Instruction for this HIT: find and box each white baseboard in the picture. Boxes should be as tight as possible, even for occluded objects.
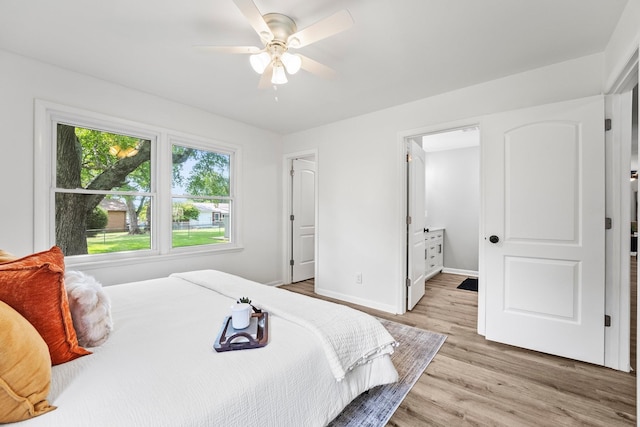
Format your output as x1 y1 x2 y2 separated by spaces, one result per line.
315 287 399 314
442 267 478 277
264 280 282 287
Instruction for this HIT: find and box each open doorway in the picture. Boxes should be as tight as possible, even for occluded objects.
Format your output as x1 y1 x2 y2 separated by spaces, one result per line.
402 123 480 312
421 126 480 278
283 151 317 284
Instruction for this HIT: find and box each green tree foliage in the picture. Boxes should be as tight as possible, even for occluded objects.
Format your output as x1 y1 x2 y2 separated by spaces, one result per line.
186 152 229 196
172 146 229 196
85 207 108 237
172 203 200 222
75 128 146 189
86 207 108 230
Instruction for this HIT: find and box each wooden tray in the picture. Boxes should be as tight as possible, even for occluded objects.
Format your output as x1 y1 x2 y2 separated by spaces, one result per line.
213 312 268 352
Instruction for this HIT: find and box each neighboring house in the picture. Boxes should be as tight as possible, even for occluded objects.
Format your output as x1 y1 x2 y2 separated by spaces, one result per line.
190 202 229 227
98 198 127 232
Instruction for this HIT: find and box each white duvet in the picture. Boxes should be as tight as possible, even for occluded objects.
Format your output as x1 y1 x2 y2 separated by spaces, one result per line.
16 271 398 427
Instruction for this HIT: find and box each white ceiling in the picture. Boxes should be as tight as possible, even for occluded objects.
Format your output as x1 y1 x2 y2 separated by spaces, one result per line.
0 0 629 134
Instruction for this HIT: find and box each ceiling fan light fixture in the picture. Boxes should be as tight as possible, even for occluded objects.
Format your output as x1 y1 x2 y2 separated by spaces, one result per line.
281 52 302 75
205 2 354 87
271 62 288 84
287 36 301 48
249 51 271 74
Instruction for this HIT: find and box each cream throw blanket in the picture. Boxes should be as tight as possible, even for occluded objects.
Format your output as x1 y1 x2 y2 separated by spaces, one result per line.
171 270 398 381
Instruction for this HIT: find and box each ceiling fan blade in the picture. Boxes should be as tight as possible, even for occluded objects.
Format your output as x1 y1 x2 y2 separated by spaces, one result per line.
233 0 273 43
299 54 336 79
193 45 262 54
258 63 274 89
287 10 353 49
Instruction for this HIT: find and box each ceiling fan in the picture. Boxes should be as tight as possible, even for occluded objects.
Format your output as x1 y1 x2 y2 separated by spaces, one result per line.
198 0 354 87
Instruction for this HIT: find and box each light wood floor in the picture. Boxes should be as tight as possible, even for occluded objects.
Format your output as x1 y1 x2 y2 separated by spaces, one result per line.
631 255 637 371
281 273 636 426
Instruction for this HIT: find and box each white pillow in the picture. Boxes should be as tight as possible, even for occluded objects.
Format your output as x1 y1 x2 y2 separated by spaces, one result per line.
64 270 113 347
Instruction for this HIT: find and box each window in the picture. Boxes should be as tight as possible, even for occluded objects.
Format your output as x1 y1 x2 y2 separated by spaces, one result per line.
55 124 153 256
171 143 233 248
35 101 241 263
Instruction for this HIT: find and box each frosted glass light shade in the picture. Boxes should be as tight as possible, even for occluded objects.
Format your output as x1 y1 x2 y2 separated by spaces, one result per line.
249 52 271 74
281 52 302 75
271 63 288 84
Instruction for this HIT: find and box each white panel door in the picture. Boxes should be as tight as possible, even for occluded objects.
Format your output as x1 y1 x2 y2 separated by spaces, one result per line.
483 96 605 365
292 158 316 282
407 141 426 310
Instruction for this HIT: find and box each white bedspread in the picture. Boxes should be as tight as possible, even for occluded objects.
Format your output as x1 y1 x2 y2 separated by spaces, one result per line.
15 272 398 427
172 270 398 381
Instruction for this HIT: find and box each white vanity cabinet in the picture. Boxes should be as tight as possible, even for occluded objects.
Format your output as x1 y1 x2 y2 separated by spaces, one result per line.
425 228 444 279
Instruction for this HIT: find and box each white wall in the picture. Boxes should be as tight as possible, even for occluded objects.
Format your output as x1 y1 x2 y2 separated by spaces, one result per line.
605 0 640 91
0 49 283 286
282 53 604 313
425 146 479 273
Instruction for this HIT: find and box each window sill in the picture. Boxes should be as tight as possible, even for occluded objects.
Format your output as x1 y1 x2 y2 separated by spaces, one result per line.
64 245 244 270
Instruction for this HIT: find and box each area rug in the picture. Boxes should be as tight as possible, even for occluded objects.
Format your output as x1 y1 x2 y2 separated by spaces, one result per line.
328 319 446 427
457 277 478 292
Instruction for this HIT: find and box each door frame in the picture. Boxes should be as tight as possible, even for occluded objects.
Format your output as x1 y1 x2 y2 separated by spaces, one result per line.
282 149 318 285
605 48 638 371
398 118 482 314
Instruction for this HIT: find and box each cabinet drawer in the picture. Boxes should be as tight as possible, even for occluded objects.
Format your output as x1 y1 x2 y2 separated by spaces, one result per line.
433 252 443 266
426 261 439 271
426 232 443 241
424 229 444 277
427 242 443 256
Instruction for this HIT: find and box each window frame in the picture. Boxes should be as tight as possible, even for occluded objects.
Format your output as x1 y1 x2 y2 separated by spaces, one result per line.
34 100 243 268
167 134 238 253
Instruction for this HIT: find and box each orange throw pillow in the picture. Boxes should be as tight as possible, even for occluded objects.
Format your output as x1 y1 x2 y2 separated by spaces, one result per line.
0 300 57 422
0 246 90 365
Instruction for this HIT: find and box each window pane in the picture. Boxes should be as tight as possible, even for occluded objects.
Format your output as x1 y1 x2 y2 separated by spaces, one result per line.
55 123 152 256
172 198 231 248
172 145 230 196
56 124 151 190
55 194 152 255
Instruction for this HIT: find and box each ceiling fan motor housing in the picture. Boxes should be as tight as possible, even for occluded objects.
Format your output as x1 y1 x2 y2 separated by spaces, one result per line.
263 13 298 46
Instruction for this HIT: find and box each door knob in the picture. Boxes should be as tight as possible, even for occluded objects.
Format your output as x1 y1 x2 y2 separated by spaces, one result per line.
489 235 500 244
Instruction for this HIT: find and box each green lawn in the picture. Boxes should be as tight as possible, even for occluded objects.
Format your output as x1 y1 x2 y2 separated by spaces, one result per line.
87 228 228 254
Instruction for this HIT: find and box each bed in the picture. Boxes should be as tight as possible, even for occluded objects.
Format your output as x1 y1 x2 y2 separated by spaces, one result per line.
11 268 399 427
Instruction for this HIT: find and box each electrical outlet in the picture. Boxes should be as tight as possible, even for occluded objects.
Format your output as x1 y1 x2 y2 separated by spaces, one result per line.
355 272 362 284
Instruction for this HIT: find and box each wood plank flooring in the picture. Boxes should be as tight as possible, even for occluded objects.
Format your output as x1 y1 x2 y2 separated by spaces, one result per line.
281 273 636 426
631 255 637 371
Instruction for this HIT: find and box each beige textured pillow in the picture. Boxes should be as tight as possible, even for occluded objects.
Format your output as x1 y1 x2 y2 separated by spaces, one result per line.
65 270 113 347
0 300 57 422
0 249 17 263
